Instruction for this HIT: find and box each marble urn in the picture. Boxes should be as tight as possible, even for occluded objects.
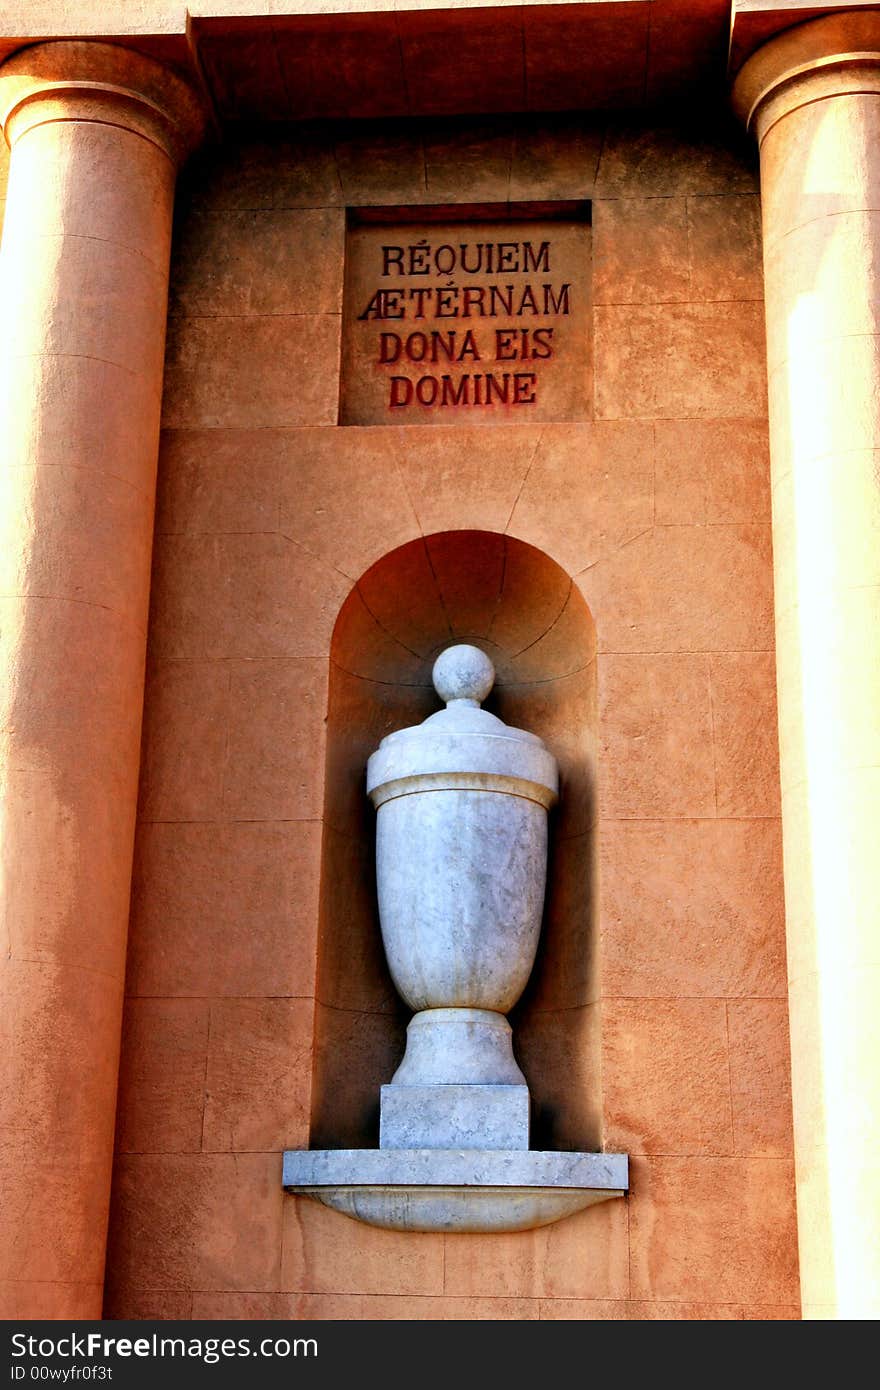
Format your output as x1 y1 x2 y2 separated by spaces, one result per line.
367 643 557 1149
283 644 628 1232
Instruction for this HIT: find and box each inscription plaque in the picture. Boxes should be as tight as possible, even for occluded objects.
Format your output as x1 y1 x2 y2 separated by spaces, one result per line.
341 207 591 425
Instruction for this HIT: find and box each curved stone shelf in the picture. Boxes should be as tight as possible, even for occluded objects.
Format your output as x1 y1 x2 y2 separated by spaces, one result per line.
283 1149 628 1234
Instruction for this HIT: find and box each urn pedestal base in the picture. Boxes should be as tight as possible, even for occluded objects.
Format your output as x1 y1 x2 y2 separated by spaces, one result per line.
390 1008 527 1087
379 1006 530 1150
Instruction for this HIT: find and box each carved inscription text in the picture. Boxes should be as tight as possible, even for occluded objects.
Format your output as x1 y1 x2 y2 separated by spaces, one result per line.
341 215 590 426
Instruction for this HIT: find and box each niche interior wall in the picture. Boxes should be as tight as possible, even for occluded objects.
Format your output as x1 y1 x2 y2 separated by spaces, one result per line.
105 110 799 1320
311 530 599 1155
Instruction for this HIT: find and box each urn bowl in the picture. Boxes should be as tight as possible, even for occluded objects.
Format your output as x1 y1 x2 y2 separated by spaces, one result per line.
366 645 558 1014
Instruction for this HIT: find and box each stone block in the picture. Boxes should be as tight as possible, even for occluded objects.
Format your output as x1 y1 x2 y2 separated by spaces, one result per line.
127 821 320 999
106 1153 284 1297
727 999 794 1158
162 314 340 429
602 999 734 1157
597 654 716 819
592 196 690 306
137 658 229 823
687 193 763 302
581 524 774 656
594 302 767 419
599 818 787 1000
115 998 209 1155
628 1154 799 1305
202 998 314 1154
379 1084 530 1151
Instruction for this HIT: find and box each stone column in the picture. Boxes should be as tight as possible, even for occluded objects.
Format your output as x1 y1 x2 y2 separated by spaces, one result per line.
733 13 880 1320
0 42 203 1319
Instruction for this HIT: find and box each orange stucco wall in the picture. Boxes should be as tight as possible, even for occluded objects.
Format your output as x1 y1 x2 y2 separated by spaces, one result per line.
105 109 800 1320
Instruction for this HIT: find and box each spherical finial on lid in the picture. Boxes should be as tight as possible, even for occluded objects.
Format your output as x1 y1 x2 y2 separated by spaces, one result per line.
432 644 495 705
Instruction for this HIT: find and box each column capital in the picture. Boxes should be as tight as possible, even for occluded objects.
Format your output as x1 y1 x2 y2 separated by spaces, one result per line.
0 39 206 166
732 11 880 144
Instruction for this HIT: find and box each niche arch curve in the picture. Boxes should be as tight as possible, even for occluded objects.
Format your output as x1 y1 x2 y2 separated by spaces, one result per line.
310 529 602 1152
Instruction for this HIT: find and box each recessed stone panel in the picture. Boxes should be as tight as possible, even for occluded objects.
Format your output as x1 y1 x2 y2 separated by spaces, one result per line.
341 206 591 425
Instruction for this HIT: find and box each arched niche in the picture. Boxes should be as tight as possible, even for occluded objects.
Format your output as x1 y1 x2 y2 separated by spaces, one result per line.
310 529 601 1152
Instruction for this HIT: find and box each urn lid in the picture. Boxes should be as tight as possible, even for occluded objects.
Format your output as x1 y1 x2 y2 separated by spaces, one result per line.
367 645 559 810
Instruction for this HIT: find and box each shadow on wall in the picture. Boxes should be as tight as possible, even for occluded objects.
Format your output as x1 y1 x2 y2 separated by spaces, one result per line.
310 529 601 1152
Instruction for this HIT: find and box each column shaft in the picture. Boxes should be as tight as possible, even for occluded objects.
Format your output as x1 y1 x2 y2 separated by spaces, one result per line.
734 14 880 1320
0 43 202 1319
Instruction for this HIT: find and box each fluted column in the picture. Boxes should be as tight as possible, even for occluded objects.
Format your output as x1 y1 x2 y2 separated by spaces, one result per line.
733 12 880 1320
0 42 203 1319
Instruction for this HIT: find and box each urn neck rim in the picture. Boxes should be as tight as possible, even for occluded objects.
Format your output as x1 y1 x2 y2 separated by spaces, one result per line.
369 771 557 810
